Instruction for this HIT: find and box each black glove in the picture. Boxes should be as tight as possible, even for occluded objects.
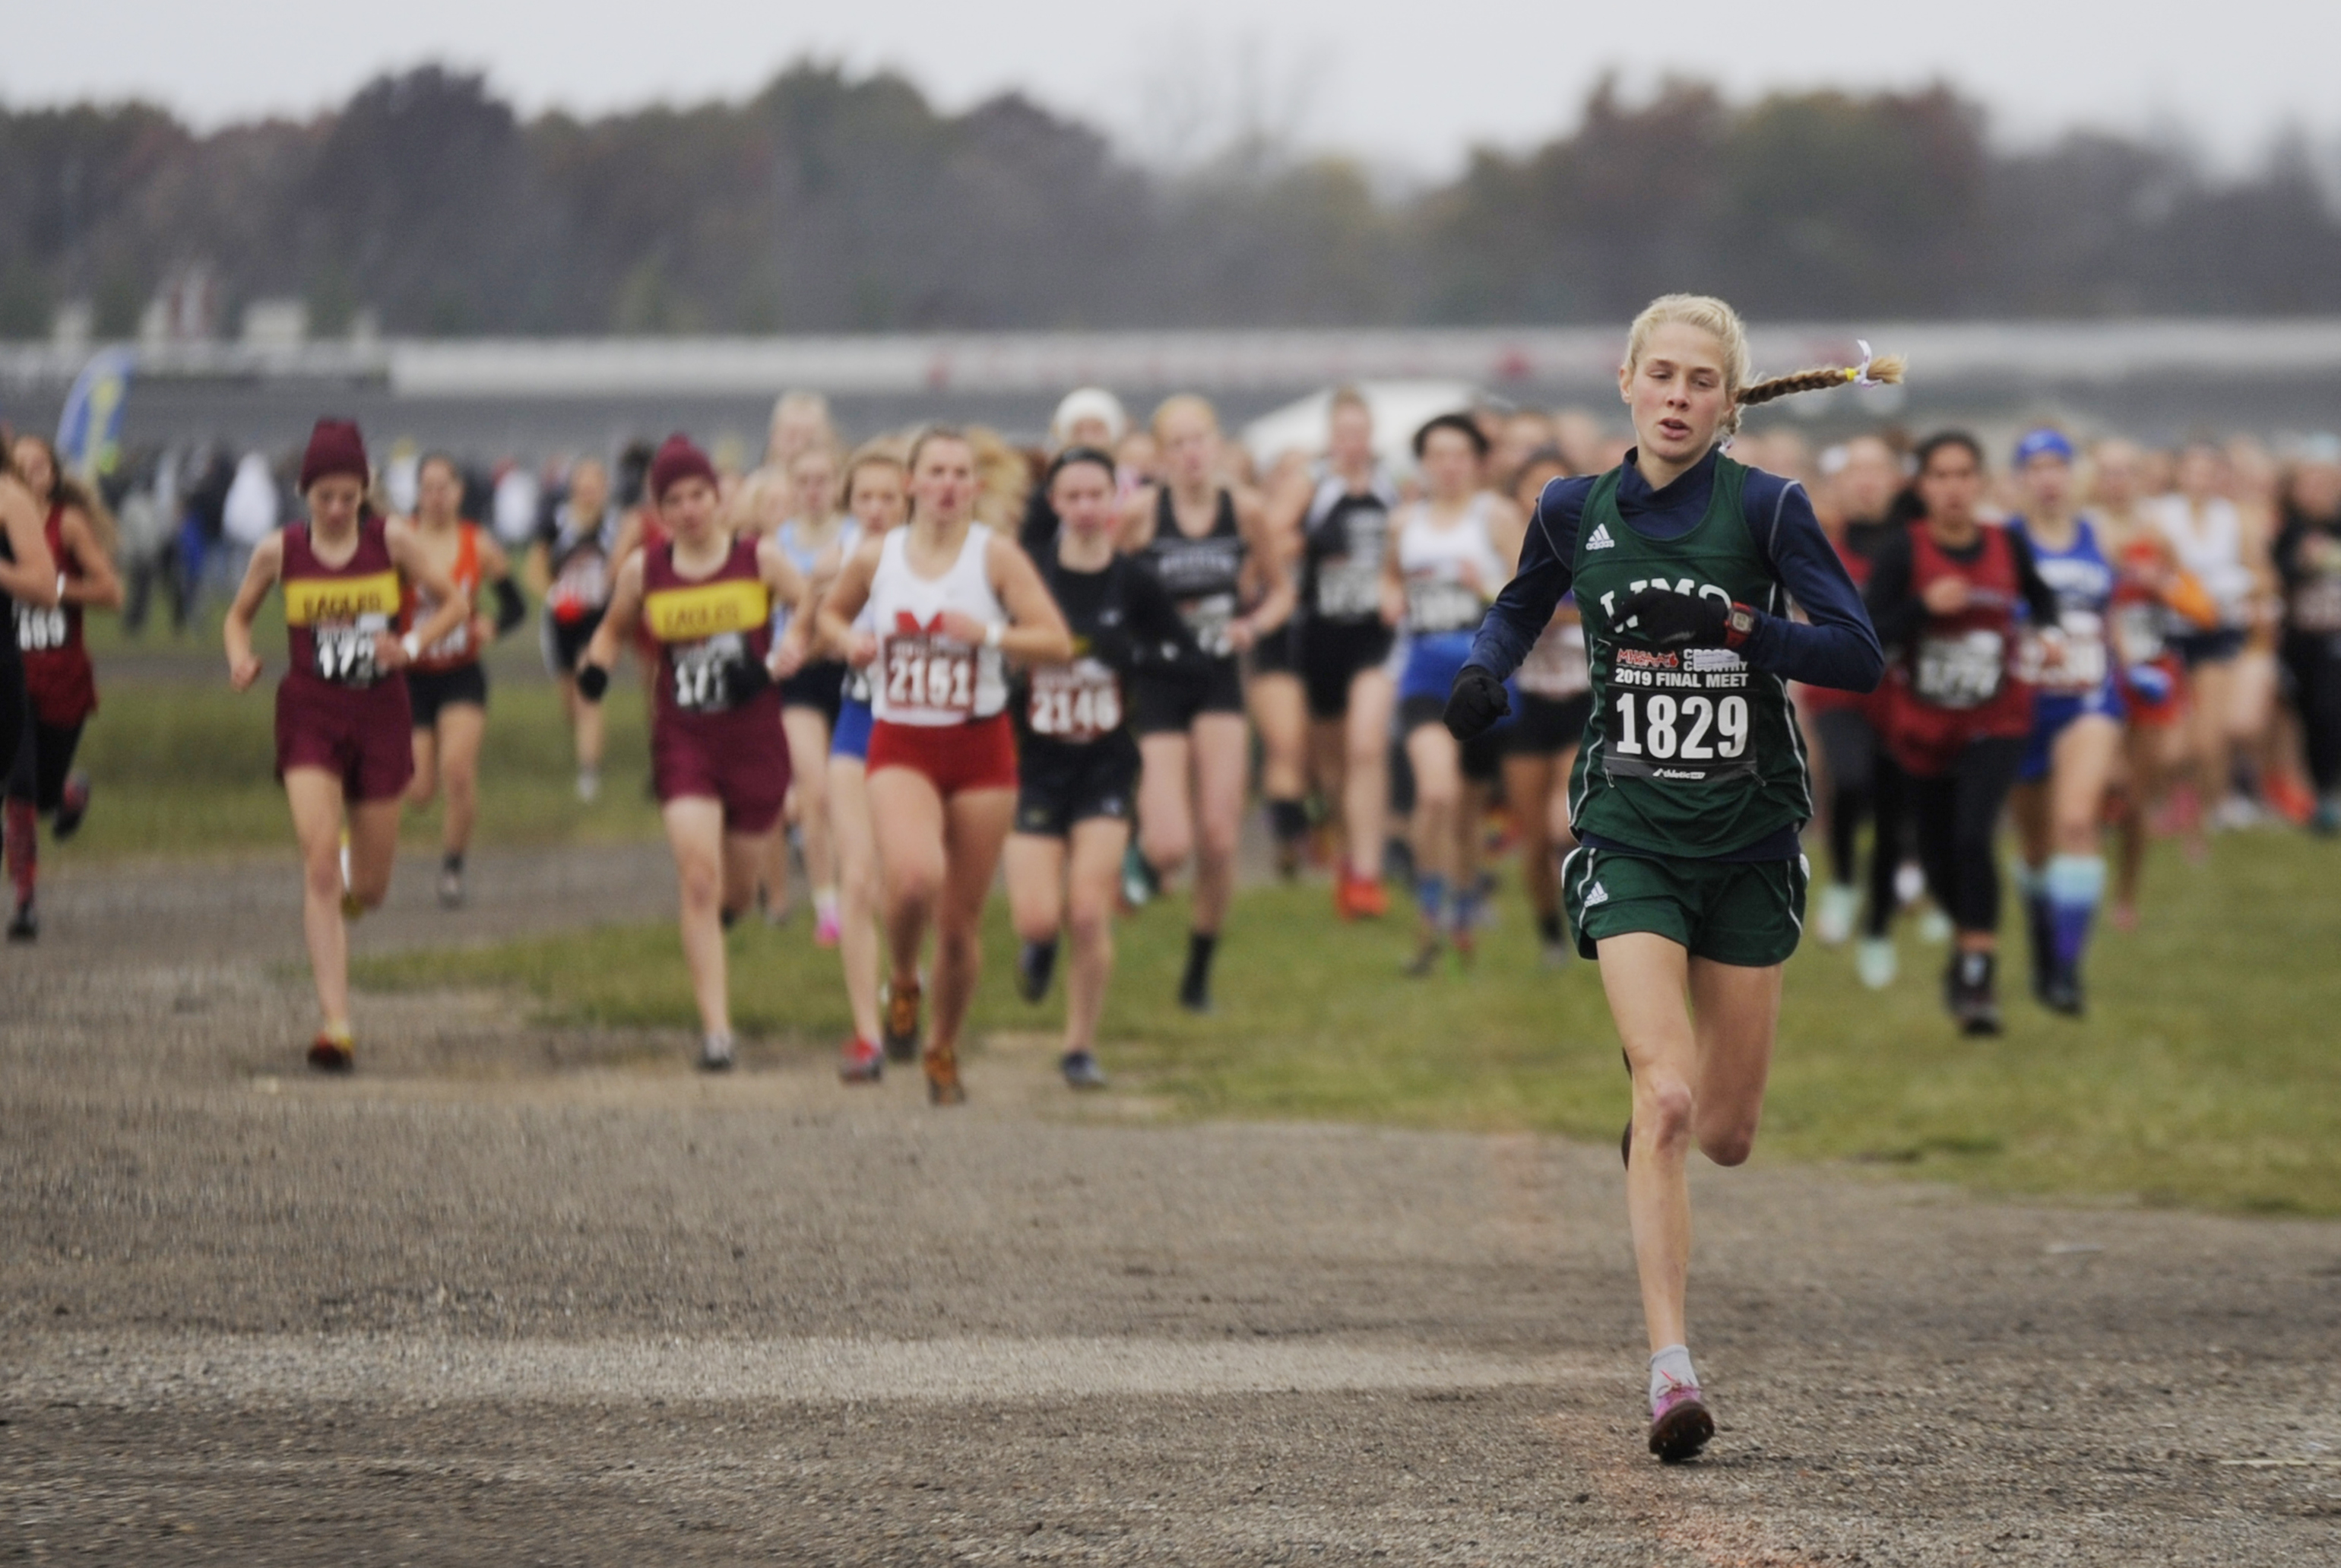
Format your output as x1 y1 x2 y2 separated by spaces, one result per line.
1444 665 1511 741
723 657 776 706
1617 588 1733 651
1082 621 1135 671
490 576 527 636
577 662 610 702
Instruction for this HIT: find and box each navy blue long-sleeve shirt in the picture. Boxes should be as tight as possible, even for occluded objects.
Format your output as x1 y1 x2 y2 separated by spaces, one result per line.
1467 448 1884 693
1465 447 1884 863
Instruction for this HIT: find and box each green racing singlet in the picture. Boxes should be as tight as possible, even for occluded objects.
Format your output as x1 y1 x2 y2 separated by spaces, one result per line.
1565 455 1812 858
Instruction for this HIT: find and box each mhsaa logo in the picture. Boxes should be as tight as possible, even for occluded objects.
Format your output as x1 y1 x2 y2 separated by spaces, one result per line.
1617 648 1680 670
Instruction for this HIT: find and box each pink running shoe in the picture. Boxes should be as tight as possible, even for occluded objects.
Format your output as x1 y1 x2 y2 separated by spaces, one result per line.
815 911 843 949
1648 1377 1714 1462
837 1035 882 1084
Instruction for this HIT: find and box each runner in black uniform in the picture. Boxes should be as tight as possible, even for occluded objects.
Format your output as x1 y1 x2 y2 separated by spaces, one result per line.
2274 437 2341 833
1295 388 1403 918
1121 394 1292 1011
530 457 616 802
1019 388 1129 561
1010 448 1207 1083
1449 295 1892 1463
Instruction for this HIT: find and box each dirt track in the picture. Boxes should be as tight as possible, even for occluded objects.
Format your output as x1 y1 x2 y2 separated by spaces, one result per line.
4 849 2339 1563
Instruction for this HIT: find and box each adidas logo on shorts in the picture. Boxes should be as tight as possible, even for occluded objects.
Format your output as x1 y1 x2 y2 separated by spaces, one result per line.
1585 523 1616 550
1582 881 1610 907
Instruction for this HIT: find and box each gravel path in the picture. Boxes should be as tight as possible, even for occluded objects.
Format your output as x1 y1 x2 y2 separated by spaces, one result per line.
4 851 2338 1563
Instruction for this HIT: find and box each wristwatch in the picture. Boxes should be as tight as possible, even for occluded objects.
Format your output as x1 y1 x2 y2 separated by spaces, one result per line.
1724 604 1758 648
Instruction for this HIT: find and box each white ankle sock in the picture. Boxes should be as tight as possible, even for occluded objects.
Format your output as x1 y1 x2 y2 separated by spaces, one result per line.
1648 1344 1698 1408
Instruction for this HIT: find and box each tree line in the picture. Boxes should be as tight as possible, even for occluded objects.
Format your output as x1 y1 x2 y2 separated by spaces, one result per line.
3 62 2338 340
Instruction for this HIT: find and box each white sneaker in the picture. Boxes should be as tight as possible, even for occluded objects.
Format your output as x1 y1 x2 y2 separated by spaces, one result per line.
576 769 600 803
1917 908 1953 945
1857 937 1898 990
1894 862 1926 908
1815 883 1858 946
698 1032 737 1072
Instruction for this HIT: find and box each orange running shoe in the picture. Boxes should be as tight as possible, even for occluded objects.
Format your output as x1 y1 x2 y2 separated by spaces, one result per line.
2266 771 2315 827
881 980 922 1063
1349 875 1389 919
923 1040 966 1105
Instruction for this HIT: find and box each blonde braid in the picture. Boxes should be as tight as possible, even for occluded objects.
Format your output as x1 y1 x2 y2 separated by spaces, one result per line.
1736 354 1906 415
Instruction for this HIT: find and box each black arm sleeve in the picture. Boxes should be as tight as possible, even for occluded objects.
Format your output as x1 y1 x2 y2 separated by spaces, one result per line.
491 576 527 635
1862 528 1922 649
2006 530 2062 625
2274 517 2311 596
1119 559 1210 676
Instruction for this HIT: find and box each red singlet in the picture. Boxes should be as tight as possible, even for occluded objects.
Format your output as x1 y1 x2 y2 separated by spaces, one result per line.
1883 521 2034 777
17 504 97 727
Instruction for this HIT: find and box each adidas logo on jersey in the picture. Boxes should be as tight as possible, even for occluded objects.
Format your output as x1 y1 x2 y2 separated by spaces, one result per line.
1585 523 1616 550
1582 881 1610 907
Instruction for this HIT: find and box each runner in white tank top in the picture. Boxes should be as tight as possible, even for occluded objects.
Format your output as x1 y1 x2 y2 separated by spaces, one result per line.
814 429 1072 1104
866 523 1012 724
2145 441 2273 851
1386 413 1526 974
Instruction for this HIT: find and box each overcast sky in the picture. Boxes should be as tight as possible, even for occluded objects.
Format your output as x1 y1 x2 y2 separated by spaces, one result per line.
7 0 2333 177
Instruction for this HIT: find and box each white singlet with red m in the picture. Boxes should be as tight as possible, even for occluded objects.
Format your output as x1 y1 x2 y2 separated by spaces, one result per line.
868 523 1009 726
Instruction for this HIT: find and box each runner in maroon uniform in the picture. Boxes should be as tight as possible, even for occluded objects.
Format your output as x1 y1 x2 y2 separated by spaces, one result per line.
576 435 810 1071
0 448 59 823
5 436 122 941
223 419 470 1071
1865 433 2061 1033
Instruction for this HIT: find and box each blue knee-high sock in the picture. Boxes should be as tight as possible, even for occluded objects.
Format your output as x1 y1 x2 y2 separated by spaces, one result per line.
1416 873 1447 927
1451 882 1482 936
2044 854 2106 971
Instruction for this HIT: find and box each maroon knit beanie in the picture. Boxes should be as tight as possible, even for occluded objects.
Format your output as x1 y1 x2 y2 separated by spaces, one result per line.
299 418 369 492
649 433 718 503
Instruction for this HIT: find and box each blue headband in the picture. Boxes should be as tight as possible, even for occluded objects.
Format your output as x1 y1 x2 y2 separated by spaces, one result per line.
2013 428 2074 467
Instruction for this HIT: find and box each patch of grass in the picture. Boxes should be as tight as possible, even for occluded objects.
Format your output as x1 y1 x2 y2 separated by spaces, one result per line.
62 676 663 860
355 832 2341 1215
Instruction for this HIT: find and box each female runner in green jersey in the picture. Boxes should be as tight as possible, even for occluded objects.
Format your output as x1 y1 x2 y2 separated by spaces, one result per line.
1449 294 1896 1462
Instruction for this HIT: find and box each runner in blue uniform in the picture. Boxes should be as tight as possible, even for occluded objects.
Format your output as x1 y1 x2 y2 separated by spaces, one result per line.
2007 429 2124 1015
1387 413 1526 973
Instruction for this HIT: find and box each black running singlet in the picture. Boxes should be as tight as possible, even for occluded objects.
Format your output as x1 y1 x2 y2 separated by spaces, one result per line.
1141 488 1247 659
1302 470 1399 628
